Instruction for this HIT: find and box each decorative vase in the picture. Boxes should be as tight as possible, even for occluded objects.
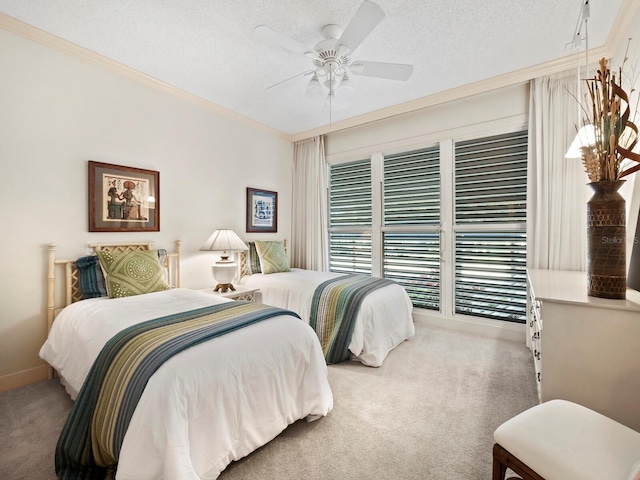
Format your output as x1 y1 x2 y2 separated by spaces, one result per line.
587 180 626 299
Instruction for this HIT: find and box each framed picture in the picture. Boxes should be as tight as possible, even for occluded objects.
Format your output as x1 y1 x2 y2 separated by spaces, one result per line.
88 161 159 232
246 187 278 233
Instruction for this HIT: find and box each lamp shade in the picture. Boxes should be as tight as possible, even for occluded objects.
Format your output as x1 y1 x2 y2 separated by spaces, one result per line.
199 229 248 254
565 124 596 159
200 229 247 293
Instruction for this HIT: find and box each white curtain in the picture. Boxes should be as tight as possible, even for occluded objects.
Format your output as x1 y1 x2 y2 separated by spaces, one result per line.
527 72 588 271
291 136 328 271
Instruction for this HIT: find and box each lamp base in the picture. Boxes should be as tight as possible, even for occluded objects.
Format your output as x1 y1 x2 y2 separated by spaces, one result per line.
213 283 235 293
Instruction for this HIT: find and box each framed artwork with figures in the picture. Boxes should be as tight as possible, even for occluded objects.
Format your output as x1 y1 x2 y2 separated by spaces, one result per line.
88 161 160 232
246 187 277 233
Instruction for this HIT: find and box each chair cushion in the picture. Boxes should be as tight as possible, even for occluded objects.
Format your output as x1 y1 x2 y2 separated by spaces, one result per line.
494 399 640 480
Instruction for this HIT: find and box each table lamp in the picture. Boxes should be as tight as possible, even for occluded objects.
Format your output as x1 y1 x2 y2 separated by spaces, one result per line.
199 229 248 292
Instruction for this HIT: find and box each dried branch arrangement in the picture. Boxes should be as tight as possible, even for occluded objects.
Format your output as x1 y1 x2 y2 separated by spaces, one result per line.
582 55 640 182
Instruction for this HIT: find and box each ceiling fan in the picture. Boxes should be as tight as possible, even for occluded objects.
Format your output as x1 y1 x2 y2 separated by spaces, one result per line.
254 0 413 103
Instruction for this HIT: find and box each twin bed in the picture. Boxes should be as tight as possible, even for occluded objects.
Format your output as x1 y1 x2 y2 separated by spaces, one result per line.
41 241 332 479
238 240 415 367
41 240 414 479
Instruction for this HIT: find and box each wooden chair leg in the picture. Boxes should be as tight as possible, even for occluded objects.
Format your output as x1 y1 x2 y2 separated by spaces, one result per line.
493 444 508 480
492 443 545 480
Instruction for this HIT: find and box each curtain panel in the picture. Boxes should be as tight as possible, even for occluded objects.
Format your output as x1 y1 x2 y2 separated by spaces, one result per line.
291 136 328 271
527 71 588 272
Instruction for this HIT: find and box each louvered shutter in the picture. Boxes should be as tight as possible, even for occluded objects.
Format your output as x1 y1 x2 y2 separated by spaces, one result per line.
382 147 440 309
329 159 372 274
454 131 528 323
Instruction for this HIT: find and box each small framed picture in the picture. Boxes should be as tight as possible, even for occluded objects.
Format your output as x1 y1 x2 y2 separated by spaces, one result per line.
246 187 277 233
88 161 160 232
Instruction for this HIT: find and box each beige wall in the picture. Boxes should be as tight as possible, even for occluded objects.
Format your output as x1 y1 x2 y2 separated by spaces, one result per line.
0 28 293 390
325 82 528 161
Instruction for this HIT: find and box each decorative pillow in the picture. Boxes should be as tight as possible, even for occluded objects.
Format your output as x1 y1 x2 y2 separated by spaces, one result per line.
254 240 290 274
75 255 108 299
242 242 262 276
96 249 171 298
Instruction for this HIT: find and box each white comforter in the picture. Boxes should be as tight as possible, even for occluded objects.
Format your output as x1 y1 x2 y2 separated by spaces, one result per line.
39 288 333 480
240 269 415 367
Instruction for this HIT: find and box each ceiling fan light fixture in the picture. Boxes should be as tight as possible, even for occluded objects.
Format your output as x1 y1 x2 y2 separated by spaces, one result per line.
304 73 323 98
254 1 414 109
338 74 355 92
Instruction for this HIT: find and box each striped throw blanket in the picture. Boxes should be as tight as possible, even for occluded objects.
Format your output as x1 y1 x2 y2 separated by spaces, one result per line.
310 274 395 364
55 301 299 480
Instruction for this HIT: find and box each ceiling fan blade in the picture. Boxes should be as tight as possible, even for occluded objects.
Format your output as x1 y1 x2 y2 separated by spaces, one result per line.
266 70 314 90
350 61 413 81
337 1 385 53
254 25 312 55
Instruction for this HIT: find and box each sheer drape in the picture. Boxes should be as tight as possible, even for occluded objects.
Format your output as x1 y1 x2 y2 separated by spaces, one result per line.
291 136 328 271
527 72 588 271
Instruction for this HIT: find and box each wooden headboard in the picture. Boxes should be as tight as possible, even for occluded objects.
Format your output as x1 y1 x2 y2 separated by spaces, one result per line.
46 241 182 333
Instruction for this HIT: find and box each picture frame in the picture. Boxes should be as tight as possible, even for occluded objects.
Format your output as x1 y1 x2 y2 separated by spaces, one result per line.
88 161 160 232
246 187 278 233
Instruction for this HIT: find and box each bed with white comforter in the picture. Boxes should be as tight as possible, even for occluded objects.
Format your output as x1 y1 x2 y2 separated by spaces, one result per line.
240 268 415 367
40 288 333 480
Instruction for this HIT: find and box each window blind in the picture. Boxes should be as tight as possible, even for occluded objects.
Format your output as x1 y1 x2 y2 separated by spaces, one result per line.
330 159 372 227
455 131 527 224
382 146 440 309
329 232 372 275
454 130 528 323
454 232 527 322
384 147 440 225
383 233 440 310
329 159 373 274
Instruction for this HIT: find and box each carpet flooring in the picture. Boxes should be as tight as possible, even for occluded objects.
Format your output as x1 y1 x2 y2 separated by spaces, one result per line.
0 323 536 479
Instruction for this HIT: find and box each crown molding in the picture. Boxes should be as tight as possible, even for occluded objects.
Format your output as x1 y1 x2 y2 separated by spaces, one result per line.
604 0 639 53
2 0 638 146
0 13 293 142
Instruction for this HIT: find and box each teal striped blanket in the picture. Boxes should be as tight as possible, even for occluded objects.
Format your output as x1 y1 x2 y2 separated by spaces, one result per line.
55 301 299 480
309 274 395 364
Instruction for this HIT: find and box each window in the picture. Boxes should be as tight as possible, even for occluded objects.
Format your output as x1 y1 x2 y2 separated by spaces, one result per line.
328 129 528 324
383 147 440 310
329 159 372 275
454 131 528 322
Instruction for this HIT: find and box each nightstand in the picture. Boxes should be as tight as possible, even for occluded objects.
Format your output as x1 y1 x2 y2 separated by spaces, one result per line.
199 285 260 302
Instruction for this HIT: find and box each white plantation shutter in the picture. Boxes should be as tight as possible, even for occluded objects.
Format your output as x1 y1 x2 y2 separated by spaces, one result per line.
383 147 440 310
383 232 440 309
455 131 528 224
326 128 528 323
329 159 372 274
454 131 528 323
384 147 440 225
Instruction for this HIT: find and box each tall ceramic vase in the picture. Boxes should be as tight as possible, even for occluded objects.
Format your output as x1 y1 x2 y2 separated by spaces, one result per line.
587 180 626 299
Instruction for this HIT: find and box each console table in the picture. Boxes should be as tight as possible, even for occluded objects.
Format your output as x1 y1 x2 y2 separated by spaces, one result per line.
527 269 640 432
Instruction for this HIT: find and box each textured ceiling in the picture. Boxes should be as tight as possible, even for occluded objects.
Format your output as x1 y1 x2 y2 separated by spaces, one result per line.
0 0 629 137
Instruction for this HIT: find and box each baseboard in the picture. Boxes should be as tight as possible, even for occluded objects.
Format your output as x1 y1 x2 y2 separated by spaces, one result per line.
0 365 49 393
413 308 526 343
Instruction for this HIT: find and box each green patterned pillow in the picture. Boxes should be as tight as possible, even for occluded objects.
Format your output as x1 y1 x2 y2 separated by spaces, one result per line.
254 240 290 274
96 249 171 298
